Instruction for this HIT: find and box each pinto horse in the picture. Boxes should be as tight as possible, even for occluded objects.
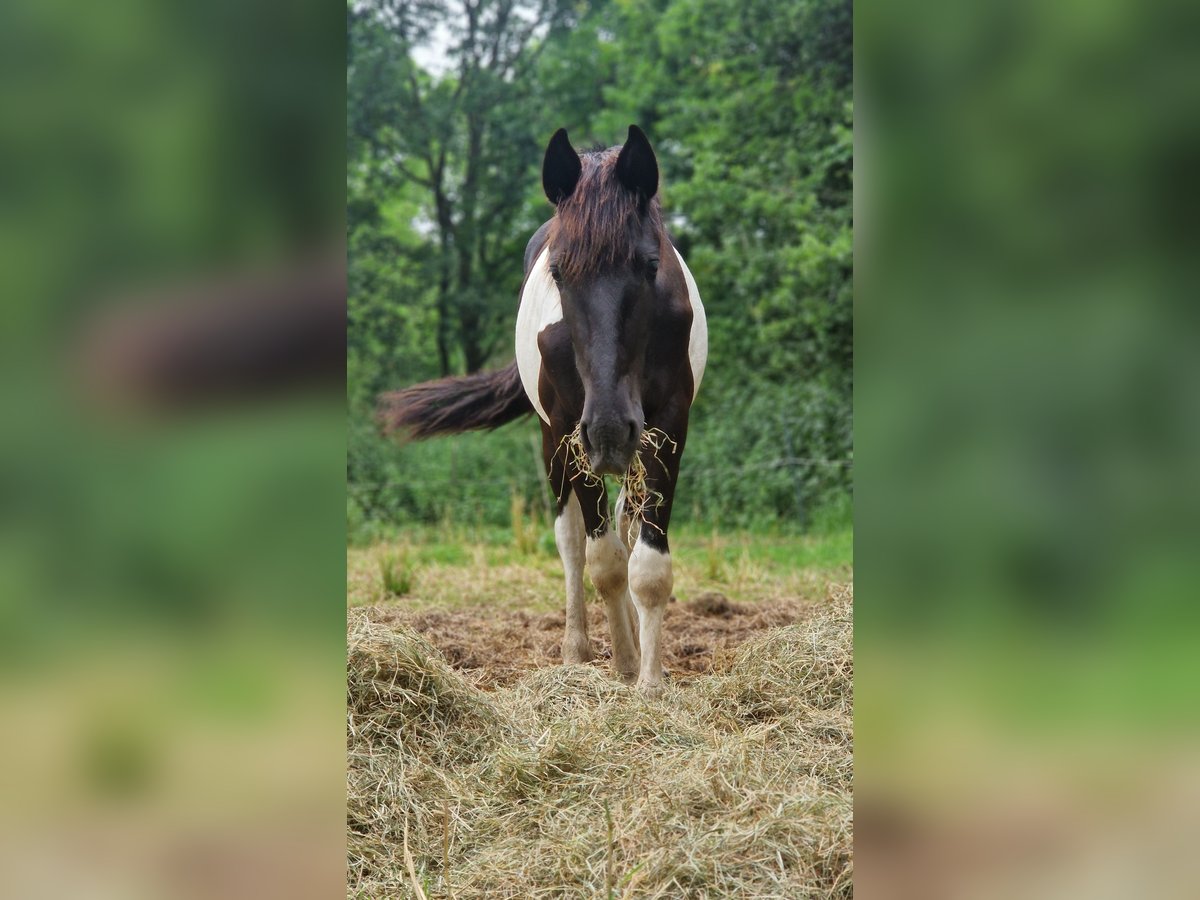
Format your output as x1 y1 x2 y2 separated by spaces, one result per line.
379 125 706 696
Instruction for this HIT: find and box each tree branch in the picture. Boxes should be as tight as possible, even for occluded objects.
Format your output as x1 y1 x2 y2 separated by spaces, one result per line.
392 157 433 188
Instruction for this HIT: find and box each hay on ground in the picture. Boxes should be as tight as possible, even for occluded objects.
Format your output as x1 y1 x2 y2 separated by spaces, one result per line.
364 594 811 689
347 586 853 898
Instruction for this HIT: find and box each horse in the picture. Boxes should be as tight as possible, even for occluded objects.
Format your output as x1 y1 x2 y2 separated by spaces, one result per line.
379 125 707 696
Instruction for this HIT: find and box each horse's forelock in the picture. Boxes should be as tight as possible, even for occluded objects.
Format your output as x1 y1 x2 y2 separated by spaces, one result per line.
550 149 662 281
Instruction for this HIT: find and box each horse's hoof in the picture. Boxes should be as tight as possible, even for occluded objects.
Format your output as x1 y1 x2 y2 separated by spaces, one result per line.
561 642 592 665
615 670 638 686
636 678 665 699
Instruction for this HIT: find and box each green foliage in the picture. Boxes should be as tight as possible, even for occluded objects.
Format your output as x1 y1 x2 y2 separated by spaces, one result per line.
348 412 551 538
348 0 852 535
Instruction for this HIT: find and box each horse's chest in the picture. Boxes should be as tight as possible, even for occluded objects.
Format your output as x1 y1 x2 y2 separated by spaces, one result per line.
515 247 707 424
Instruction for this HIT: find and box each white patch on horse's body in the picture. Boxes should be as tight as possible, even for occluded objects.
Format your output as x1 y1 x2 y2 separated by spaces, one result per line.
627 541 673 695
516 245 708 422
585 530 640 681
671 245 707 398
555 493 590 664
515 247 560 424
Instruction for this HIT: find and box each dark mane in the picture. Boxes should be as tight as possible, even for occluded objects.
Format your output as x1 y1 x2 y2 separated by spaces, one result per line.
549 148 663 281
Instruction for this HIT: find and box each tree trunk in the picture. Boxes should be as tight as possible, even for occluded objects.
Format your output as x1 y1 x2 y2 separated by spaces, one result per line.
433 180 454 376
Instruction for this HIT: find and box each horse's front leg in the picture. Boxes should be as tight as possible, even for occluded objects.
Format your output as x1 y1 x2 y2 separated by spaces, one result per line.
575 479 641 685
545 420 639 679
627 422 686 697
543 422 591 665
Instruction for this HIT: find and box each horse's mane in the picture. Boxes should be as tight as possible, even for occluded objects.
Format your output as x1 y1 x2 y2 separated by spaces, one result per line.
549 148 663 281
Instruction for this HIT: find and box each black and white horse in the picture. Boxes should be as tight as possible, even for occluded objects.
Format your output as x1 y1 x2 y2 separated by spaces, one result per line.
380 126 706 696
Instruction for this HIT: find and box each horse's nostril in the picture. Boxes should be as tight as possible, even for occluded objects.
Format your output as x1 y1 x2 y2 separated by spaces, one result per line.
627 421 637 443
579 422 590 448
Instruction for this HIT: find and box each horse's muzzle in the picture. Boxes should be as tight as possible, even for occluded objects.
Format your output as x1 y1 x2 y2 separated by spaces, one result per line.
580 418 640 476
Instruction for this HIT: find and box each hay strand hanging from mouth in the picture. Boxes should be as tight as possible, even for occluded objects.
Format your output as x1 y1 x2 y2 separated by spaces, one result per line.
557 424 676 539
558 422 602 489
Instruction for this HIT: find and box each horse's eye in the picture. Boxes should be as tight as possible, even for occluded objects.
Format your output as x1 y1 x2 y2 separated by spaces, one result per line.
646 258 660 279
548 263 562 283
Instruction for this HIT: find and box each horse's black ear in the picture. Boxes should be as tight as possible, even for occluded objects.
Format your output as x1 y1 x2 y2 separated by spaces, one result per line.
542 128 582 205
615 124 658 203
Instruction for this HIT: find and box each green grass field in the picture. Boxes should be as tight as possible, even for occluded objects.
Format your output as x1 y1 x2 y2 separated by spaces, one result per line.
347 522 852 614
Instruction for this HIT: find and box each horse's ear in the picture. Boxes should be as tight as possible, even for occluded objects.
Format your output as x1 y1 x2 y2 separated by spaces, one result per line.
542 128 582 205
615 124 658 204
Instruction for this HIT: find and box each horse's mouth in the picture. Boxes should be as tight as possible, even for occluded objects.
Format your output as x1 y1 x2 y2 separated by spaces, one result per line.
588 449 634 477
579 417 641 477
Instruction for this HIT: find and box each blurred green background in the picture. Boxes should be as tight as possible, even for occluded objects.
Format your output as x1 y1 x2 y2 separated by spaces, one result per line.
856 0 1200 895
858 0 1200 724
0 1 344 897
347 0 853 540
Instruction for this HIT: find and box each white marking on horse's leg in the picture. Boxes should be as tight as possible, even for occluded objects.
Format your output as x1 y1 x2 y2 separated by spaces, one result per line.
555 493 590 664
614 488 637 550
613 489 641 652
624 589 641 655
585 530 640 683
628 540 673 697
614 488 627 547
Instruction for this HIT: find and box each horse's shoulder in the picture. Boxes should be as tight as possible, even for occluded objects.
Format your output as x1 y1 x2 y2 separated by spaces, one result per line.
654 254 694 322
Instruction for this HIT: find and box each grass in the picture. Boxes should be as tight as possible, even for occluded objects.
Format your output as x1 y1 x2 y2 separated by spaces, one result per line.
348 523 851 613
378 551 414 598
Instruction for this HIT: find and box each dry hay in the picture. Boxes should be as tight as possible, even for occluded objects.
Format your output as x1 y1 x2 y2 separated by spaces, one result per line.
347 585 853 898
559 424 676 544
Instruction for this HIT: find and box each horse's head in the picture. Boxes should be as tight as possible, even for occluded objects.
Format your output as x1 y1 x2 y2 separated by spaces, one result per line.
541 125 663 476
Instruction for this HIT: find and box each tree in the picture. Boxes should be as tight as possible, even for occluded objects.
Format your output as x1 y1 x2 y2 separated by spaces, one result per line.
347 0 854 531
348 0 582 375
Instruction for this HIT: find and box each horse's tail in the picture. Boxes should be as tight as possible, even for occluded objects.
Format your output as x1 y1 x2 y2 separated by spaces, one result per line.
377 359 534 439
